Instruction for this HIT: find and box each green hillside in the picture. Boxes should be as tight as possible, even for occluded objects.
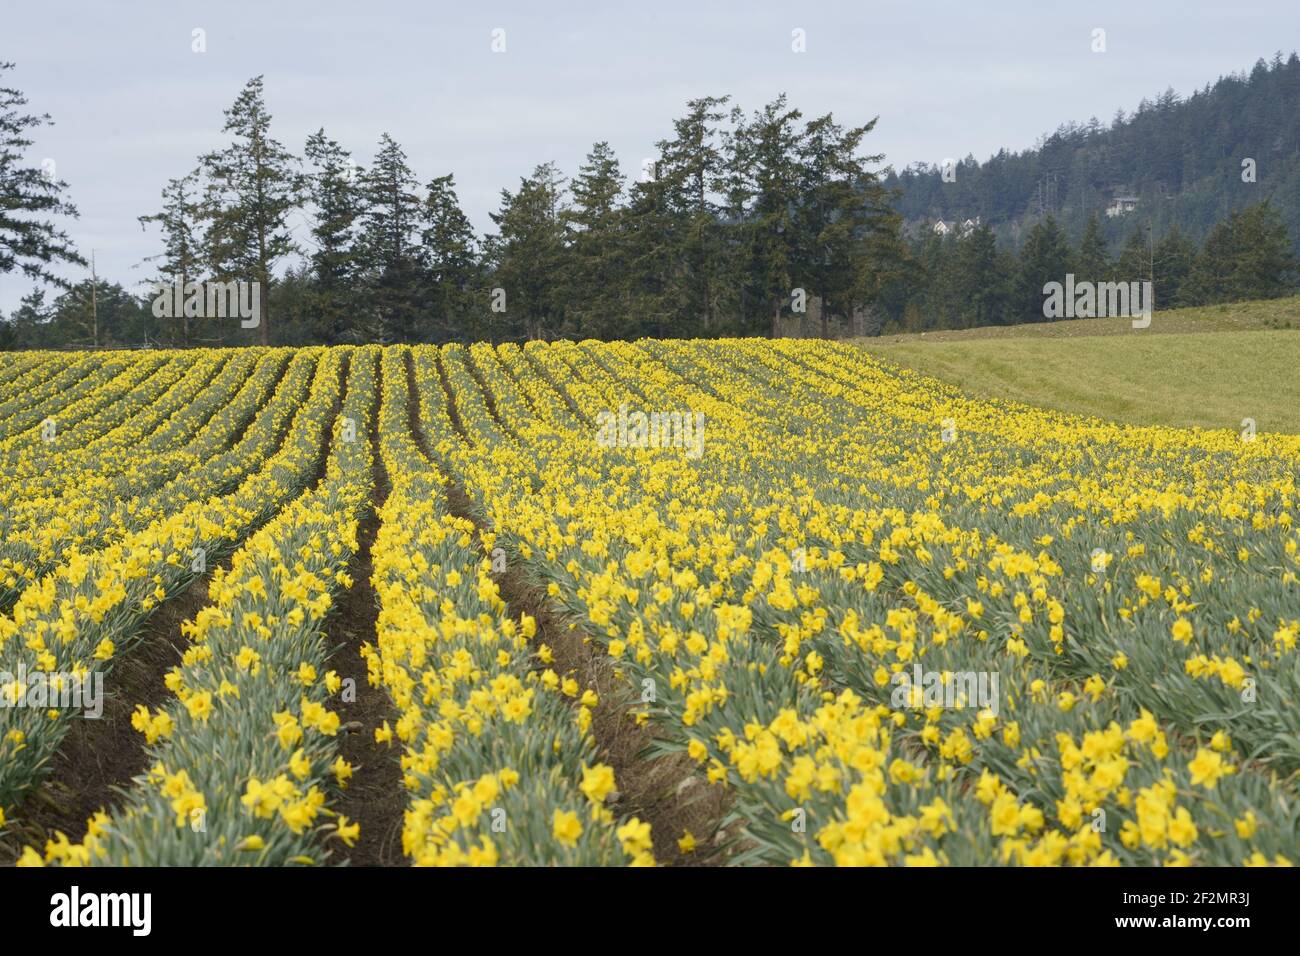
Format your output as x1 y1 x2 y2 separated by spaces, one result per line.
860 295 1300 433
886 53 1300 251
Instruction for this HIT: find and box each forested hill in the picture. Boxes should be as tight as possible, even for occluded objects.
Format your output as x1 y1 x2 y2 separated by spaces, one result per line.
884 53 1300 249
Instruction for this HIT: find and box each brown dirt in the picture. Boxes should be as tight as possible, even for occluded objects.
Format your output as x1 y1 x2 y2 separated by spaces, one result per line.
329 371 405 867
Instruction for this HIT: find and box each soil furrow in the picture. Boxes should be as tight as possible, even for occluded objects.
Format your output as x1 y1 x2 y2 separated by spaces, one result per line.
331 356 404 867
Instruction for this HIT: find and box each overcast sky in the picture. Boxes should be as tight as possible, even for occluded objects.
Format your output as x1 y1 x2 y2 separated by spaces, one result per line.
3 0 1296 313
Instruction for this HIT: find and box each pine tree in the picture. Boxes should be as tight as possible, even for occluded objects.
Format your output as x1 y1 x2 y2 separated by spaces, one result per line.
563 143 626 339
421 173 480 342
621 171 675 338
726 95 804 337
266 262 319 346
795 112 891 336
657 97 733 332
1014 216 1072 321
925 233 966 328
1186 215 1239 305
856 218 916 334
1075 214 1110 284
138 170 204 345
1114 226 1152 286
1229 201 1296 299
1153 225 1196 307
853 207 911 334
304 129 364 343
1185 202 1296 305
44 281 150 348
0 62 85 283
485 162 567 341
883 55 1300 252
200 76 301 345
1 288 49 348
357 134 426 343
958 224 1011 327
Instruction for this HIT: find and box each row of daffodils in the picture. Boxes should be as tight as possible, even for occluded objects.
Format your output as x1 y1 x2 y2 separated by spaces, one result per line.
363 347 651 865
0 350 290 607
21 348 379 865
0 349 334 816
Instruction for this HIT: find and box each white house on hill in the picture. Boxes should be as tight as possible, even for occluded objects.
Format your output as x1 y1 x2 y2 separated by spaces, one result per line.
1105 196 1139 218
932 217 979 238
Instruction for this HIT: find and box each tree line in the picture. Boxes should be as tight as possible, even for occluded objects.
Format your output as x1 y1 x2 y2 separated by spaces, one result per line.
3 72 907 348
1 66 1296 350
894 203 1297 331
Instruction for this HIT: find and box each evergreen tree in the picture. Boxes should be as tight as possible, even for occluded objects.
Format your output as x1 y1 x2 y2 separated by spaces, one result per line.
1153 225 1196 307
138 170 204 345
1075 214 1110 283
304 129 364 343
795 113 891 336
0 62 85 283
726 95 804 337
2 283 152 349
48 281 151 347
563 143 627 339
1 288 49 348
857 219 917 334
200 76 301 345
1114 226 1152 286
926 233 966 328
1228 201 1296 299
8 72 1300 350
357 134 425 343
1187 201 1296 304
657 96 733 333
621 169 676 339
485 162 567 341
266 262 320 345
421 173 480 342
885 54 1300 252
958 224 1011 327
1014 216 1072 321
1185 216 1239 305
853 206 912 334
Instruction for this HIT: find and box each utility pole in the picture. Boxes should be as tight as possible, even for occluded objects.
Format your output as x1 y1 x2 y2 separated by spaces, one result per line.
90 250 99 348
1149 220 1156 286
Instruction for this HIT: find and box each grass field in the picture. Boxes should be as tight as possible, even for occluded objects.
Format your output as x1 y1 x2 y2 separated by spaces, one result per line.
860 295 1300 433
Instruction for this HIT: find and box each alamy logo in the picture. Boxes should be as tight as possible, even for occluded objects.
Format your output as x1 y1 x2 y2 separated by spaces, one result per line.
50 886 151 936
1042 274 1152 328
596 404 705 459
151 279 261 329
890 664 1000 717
1 663 103 719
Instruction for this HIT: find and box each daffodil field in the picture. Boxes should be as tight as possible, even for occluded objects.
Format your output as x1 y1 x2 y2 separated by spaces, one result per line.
0 341 1297 867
